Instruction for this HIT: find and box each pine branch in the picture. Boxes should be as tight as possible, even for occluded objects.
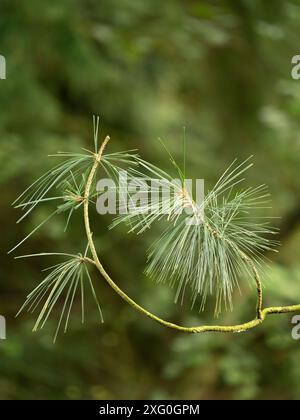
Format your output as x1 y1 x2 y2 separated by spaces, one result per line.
11 121 300 339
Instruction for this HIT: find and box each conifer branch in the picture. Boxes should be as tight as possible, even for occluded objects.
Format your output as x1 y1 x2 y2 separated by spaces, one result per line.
83 136 300 334
13 128 300 339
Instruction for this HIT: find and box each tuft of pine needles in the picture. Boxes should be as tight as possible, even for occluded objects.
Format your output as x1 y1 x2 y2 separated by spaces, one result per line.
110 148 279 316
16 251 103 342
9 145 140 254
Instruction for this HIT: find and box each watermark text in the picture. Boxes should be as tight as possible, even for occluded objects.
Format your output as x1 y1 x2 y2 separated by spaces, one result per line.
96 171 205 225
0 55 6 80
0 315 6 340
292 315 300 340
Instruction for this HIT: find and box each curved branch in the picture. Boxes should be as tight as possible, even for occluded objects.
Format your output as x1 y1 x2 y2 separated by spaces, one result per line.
83 137 300 334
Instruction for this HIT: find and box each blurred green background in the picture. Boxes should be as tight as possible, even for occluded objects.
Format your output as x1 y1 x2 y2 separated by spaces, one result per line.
1 0 300 400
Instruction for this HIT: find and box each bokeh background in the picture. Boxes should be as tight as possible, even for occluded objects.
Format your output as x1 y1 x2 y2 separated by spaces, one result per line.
1 0 300 400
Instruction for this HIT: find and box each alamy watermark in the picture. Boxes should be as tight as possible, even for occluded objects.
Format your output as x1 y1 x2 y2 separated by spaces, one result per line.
0 315 6 340
96 171 205 225
291 315 300 340
291 55 300 80
0 55 6 80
